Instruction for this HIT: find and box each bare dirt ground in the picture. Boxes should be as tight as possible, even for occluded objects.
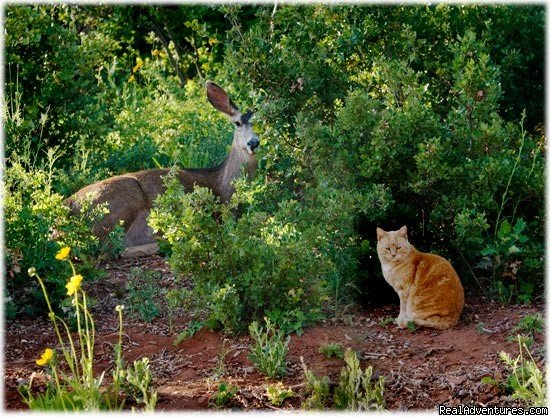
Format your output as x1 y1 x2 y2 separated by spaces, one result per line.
4 254 546 411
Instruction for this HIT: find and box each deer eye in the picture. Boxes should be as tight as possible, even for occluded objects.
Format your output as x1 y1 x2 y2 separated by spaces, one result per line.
235 121 242 127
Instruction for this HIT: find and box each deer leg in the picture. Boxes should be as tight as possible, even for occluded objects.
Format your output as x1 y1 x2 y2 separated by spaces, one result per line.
124 210 156 247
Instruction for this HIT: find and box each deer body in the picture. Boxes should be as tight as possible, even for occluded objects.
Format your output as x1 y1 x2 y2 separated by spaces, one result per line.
64 82 259 253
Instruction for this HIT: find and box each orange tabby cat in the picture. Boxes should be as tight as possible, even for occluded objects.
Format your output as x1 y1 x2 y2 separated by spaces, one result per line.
376 226 464 330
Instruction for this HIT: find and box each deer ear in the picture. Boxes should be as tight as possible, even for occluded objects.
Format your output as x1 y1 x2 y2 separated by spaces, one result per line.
206 81 239 117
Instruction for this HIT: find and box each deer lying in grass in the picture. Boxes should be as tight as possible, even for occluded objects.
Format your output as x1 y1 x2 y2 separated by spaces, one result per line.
64 81 259 257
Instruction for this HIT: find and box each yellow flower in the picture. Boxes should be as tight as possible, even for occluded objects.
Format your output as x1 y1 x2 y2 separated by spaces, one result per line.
66 274 83 296
128 74 135 83
36 348 54 366
132 57 143 73
55 246 71 261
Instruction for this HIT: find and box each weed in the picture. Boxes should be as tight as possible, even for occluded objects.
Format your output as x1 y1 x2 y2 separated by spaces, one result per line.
476 322 486 334
406 321 417 332
300 357 331 410
512 314 543 337
174 321 203 346
265 382 294 406
19 248 157 411
379 316 394 328
248 318 289 379
318 342 344 359
500 338 546 406
333 349 385 411
507 334 534 349
211 339 230 380
125 267 163 323
301 350 385 411
209 381 239 409
124 357 158 411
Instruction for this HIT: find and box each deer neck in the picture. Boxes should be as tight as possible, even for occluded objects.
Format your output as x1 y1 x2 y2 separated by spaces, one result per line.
215 141 256 202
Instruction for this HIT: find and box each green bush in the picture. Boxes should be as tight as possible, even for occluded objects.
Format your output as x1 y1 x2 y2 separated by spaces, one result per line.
149 173 335 334
4 4 544 317
221 4 544 303
4 145 120 315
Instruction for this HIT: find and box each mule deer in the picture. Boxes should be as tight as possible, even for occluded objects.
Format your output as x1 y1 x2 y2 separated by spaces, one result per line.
64 81 259 256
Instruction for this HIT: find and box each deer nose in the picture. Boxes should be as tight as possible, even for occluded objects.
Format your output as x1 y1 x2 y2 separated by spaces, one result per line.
248 137 259 151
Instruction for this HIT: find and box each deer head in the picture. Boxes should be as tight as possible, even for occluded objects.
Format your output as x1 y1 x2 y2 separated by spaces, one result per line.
206 81 259 156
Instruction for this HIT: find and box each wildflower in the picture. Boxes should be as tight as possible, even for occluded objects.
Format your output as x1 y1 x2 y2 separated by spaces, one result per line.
132 57 143 73
28 267 36 277
36 348 54 366
115 305 125 312
55 246 71 261
128 74 135 83
66 274 83 296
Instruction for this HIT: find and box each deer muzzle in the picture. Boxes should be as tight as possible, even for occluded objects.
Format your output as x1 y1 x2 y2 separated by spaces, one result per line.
247 137 260 153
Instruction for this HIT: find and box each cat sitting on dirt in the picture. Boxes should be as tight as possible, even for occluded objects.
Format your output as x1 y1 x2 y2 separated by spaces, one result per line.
376 226 464 330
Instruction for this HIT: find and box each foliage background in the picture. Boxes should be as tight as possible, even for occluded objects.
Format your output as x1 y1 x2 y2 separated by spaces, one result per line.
3 4 545 328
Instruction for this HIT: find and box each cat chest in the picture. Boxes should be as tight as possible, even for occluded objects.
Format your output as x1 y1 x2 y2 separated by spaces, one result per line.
381 264 408 289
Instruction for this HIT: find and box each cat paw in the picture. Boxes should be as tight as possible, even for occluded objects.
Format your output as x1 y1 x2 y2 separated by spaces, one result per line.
395 317 408 328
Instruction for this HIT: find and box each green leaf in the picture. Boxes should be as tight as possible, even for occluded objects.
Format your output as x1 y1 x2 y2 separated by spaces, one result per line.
498 220 512 240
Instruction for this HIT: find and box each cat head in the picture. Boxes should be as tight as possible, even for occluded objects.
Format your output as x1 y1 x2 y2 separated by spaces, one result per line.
376 226 412 262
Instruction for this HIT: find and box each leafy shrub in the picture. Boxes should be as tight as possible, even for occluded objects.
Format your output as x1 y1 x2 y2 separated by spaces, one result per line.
149 174 334 335
4 146 120 315
4 4 545 320
222 4 544 305
75 76 233 181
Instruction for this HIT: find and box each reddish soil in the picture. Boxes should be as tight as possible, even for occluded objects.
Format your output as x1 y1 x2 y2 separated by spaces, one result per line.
4 254 546 411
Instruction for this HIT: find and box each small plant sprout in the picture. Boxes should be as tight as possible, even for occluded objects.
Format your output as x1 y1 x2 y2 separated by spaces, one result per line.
210 381 239 409
318 342 344 359
379 316 394 328
265 382 294 406
333 349 385 411
248 318 290 379
300 357 331 411
512 313 543 337
499 338 546 407
406 321 417 332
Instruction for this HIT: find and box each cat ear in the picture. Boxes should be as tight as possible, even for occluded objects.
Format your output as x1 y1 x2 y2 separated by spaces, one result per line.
376 228 386 240
398 225 408 239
